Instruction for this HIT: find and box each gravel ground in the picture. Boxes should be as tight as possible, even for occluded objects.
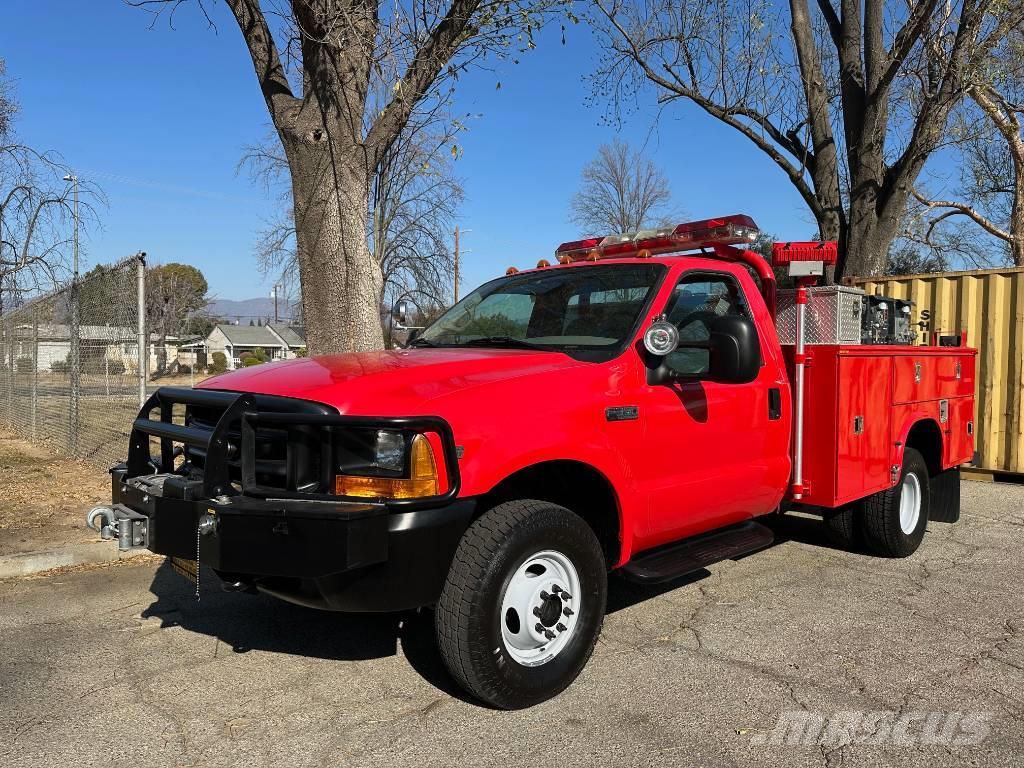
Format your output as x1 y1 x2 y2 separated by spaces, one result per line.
0 481 1021 768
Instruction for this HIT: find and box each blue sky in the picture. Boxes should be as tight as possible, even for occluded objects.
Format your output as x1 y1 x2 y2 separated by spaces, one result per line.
1 1 817 302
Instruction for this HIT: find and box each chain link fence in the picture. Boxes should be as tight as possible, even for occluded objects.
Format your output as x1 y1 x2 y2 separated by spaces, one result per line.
0 254 147 468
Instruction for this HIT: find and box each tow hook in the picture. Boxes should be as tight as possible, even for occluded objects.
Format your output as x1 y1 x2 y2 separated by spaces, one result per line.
86 504 150 551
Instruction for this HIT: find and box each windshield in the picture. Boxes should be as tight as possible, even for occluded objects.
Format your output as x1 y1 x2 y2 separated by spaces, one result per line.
418 264 665 358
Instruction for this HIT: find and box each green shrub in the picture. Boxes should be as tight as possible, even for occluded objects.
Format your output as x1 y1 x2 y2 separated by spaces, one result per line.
242 356 264 367
51 359 69 373
210 351 227 373
16 356 34 373
82 357 126 375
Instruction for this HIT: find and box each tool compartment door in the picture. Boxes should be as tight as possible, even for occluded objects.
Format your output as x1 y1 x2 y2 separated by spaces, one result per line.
836 355 894 503
893 354 973 403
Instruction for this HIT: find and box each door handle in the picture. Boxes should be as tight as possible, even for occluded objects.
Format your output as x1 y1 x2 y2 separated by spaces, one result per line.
768 388 782 420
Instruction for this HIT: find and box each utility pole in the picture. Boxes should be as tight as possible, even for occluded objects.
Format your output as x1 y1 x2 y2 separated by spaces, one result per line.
64 174 79 277
272 284 279 323
453 226 460 303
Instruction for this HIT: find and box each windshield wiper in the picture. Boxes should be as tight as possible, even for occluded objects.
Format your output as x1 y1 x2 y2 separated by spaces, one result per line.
407 337 439 347
460 336 547 350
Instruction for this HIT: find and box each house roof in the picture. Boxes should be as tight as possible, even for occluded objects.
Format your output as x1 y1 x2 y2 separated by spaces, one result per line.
269 324 306 347
214 324 285 347
10 323 136 342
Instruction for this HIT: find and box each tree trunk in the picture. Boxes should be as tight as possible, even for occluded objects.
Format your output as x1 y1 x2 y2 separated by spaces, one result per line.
840 196 905 279
1011 174 1024 266
1010 140 1024 266
284 135 384 355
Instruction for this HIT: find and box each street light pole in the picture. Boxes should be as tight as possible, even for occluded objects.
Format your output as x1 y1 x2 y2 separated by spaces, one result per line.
63 173 80 454
63 174 79 277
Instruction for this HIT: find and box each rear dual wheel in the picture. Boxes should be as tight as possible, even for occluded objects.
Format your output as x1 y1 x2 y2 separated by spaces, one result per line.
862 447 930 557
435 499 607 709
824 447 931 557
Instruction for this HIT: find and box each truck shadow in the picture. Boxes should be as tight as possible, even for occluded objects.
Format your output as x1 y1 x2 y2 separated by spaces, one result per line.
139 514 846 702
141 559 474 701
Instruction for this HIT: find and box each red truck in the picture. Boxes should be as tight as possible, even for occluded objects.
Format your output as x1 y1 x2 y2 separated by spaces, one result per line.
88 215 975 709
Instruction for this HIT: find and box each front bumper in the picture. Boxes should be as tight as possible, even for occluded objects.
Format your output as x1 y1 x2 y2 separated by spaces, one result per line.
110 468 476 611
101 386 473 612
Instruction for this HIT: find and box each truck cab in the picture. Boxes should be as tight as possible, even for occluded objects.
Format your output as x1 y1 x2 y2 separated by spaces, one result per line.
90 215 975 710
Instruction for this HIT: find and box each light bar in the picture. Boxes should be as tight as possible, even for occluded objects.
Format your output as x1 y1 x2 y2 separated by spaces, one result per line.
554 215 760 261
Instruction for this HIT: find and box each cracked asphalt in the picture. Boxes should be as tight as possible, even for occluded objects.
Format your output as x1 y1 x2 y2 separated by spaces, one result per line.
1 481 1022 768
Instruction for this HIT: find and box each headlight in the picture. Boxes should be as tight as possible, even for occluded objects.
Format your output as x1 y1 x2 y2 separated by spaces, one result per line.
371 430 405 474
334 432 440 500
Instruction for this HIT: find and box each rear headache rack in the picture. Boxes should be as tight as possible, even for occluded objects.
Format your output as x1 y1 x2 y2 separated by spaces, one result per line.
126 387 461 506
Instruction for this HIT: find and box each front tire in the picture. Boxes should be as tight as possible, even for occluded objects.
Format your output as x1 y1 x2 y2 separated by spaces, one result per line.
435 499 607 709
862 447 930 557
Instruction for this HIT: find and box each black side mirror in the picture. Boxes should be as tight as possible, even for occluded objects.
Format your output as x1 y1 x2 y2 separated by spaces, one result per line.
706 314 760 384
645 313 760 385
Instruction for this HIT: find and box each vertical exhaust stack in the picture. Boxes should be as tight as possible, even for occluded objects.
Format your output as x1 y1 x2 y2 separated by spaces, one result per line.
771 242 839 500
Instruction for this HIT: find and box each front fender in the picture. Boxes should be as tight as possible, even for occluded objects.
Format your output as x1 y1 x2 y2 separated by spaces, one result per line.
454 420 643 566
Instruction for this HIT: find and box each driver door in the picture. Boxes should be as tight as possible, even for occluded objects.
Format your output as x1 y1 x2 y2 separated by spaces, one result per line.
640 269 785 544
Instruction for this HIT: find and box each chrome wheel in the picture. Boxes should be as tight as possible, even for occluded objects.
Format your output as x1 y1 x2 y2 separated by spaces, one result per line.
899 472 922 534
499 550 581 667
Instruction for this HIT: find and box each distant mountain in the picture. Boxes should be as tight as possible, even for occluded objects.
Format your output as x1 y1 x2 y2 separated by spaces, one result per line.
206 297 299 323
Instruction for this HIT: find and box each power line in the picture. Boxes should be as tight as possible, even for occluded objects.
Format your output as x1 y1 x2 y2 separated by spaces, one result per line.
76 167 264 205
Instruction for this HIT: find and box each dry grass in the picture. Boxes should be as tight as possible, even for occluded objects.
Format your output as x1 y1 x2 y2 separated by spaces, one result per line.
0 429 110 556
148 372 213 388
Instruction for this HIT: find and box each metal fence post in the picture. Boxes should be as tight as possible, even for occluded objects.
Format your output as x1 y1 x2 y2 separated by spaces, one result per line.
137 252 147 407
6 324 14 427
32 307 39 441
4 322 11 426
69 268 81 455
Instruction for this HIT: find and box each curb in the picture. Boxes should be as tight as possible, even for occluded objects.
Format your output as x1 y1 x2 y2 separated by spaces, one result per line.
0 542 150 579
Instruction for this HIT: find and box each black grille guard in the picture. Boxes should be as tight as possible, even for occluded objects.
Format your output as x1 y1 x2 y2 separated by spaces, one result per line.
126 386 462 508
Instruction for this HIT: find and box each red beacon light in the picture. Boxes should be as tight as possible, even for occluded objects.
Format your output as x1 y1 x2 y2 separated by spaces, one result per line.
554 214 760 261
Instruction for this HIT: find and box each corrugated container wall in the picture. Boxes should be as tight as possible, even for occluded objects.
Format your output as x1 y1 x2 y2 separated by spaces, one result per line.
854 267 1024 476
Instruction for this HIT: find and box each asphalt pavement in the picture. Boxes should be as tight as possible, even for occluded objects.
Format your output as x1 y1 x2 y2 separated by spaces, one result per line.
1 481 1021 768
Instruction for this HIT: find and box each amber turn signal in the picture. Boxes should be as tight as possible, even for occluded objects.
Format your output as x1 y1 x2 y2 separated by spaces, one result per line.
334 434 440 499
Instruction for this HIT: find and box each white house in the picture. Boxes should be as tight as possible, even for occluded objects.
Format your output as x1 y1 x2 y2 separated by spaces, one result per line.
4 324 138 372
202 323 306 369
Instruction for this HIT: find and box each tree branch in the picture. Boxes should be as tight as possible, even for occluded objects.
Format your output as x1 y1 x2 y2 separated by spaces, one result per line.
365 0 481 164
913 187 1012 242
222 0 298 126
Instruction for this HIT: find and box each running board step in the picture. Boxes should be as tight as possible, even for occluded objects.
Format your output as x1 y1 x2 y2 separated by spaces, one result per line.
620 520 774 584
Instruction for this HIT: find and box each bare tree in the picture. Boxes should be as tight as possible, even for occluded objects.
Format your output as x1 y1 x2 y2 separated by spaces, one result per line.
590 0 1024 279
0 59 14 140
131 0 552 354
373 133 463 311
570 139 673 235
911 30 1024 265
243 104 465 328
1 63 101 313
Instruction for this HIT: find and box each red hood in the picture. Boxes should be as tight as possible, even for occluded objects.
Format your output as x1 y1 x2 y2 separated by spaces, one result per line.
197 348 585 414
